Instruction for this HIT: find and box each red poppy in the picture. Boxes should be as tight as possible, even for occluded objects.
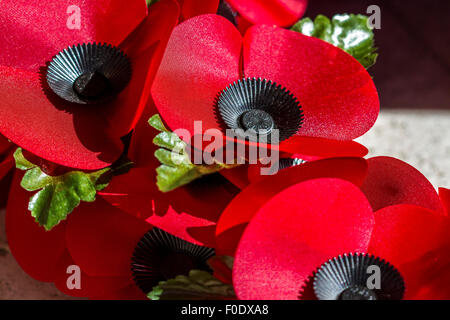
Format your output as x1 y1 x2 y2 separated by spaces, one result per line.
151 15 379 156
0 0 179 170
227 0 308 27
232 178 450 300
216 156 445 256
6 171 215 299
98 101 240 246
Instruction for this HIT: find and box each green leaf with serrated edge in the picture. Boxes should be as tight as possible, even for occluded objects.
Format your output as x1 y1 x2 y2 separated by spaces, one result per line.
149 114 238 192
14 148 111 231
291 14 378 69
148 270 236 300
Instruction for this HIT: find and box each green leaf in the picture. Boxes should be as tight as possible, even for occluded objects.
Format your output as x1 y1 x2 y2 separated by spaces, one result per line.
149 115 237 192
14 148 111 231
291 14 378 69
148 270 236 300
13 148 36 170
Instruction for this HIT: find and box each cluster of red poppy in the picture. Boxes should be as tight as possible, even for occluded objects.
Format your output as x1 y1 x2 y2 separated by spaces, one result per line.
0 0 448 300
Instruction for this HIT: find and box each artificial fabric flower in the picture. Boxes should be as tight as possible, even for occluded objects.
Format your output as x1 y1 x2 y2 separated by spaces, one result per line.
151 14 379 158
0 0 179 170
230 177 449 300
6 171 216 299
215 156 446 256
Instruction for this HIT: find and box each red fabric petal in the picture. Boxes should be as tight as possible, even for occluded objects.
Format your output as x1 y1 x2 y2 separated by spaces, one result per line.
0 151 14 182
0 134 11 154
178 0 219 21
219 165 251 189
90 283 147 300
400 242 450 300
279 136 368 158
216 157 369 256
243 25 379 140
110 0 180 135
233 178 374 300
228 0 308 27
369 205 449 267
5 172 67 282
0 66 123 169
368 205 450 299
65 198 151 277
99 167 239 247
53 250 133 298
361 157 444 214
0 0 147 72
439 188 450 216
152 14 242 134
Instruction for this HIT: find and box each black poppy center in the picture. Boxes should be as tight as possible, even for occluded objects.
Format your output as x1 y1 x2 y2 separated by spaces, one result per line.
73 71 112 100
240 109 274 135
131 228 215 294
313 253 405 300
47 43 132 105
216 78 304 142
160 253 197 280
339 285 378 300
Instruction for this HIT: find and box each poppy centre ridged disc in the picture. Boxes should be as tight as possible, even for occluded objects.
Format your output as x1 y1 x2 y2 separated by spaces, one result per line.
313 253 405 300
131 228 215 294
46 43 132 104
217 78 304 142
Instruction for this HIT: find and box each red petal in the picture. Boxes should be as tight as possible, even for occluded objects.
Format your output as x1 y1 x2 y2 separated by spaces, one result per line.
279 136 368 158
361 157 444 214
5 172 67 282
65 198 151 277
228 0 308 27
178 0 220 21
233 178 374 300
439 188 450 216
400 242 450 300
369 205 449 267
243 25 379 140
368 205 450 299
53 250 133 298
99 167 239 246
0 134 11 154
219 165 251 189
0 152 14 182
0 0 147 72
110 0 180 136
0 66 123 169
90 283 147 300
152 14 242 134
216 157 369 256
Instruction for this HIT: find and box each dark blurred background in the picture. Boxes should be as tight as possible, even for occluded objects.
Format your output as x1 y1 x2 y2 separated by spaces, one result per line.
305 0 450 110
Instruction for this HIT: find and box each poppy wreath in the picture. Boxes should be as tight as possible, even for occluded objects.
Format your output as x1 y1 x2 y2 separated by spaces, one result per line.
1 0 449 301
